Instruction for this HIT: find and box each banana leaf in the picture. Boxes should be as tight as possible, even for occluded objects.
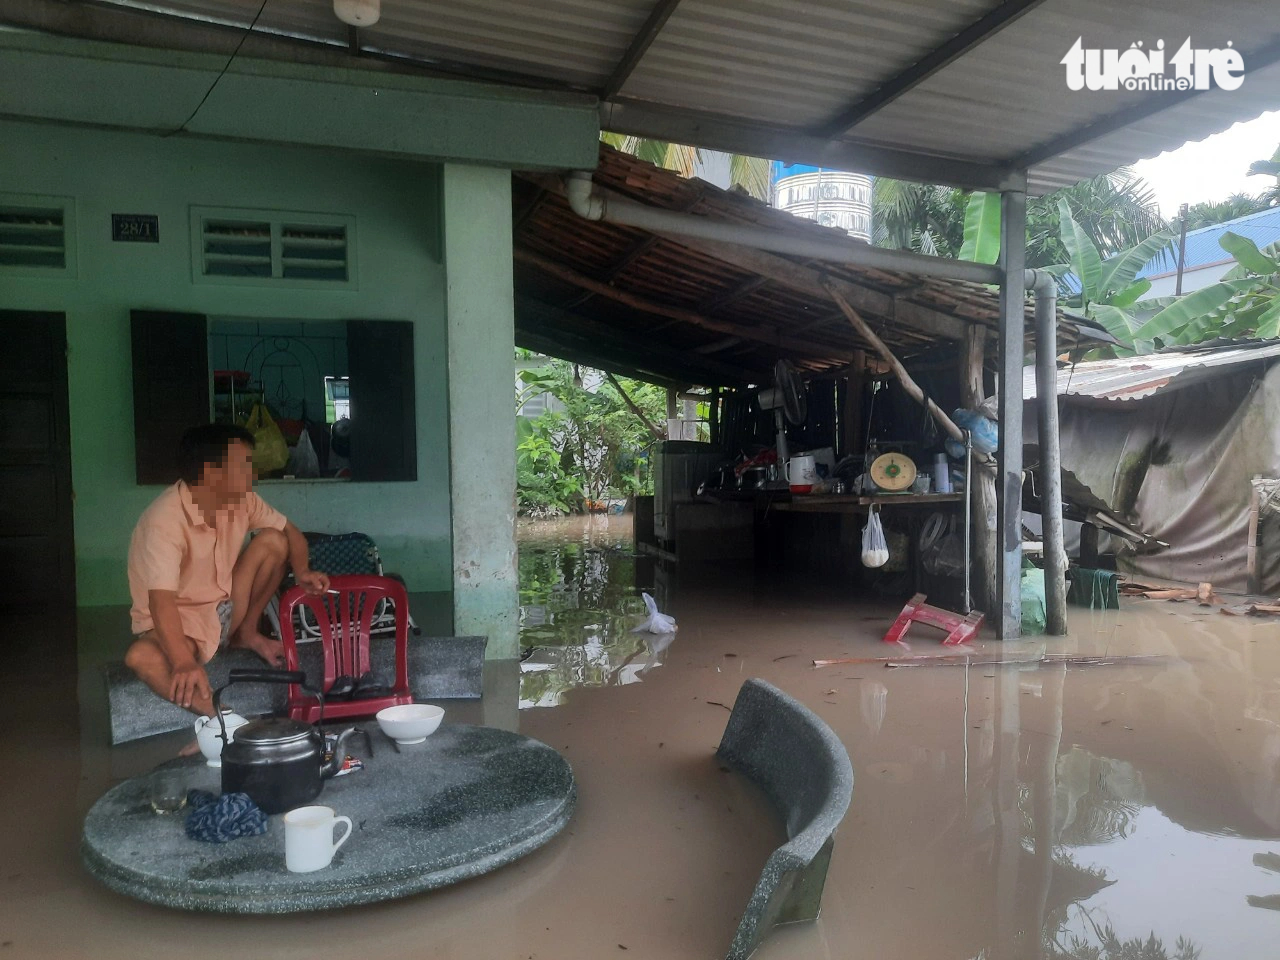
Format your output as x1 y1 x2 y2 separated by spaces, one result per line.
1097 230 1175 297
1088 304 1136 347
1255 299 1280 340
1059 198 1102 302
959 191 1001 265
1219 231 1280 276
1134 280 1256 340
1107 279 1151 309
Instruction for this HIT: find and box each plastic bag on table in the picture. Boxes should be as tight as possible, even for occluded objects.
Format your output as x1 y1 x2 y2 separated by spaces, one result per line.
244 403 289 475
861 508 889 568
286 428 320 478
632 592 677 634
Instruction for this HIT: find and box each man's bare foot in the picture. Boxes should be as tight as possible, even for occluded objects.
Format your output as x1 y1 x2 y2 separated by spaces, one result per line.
179 739 202 758
231 630 286 666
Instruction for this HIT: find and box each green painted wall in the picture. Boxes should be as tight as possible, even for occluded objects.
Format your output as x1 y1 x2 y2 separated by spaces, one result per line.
442 165 520 659
0 119 452 606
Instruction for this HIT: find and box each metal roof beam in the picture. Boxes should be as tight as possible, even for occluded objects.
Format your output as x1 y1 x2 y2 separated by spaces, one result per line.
815 0 1050 138
1019 36 1280 170
602 99 1024 192
600 0 684 101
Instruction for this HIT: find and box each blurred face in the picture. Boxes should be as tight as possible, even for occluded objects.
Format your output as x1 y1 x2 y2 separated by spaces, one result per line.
203 440 255 503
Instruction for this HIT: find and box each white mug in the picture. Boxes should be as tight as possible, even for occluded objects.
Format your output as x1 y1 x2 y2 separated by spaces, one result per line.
785 454 819 489
284 805 352 873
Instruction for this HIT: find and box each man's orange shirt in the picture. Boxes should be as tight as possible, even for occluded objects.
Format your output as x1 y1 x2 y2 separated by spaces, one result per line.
128 481 286 662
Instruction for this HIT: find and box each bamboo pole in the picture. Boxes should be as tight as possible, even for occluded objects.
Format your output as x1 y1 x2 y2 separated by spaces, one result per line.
823 281 966 442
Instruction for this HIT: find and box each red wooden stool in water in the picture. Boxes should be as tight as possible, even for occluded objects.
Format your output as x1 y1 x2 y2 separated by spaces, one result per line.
882 593 984 646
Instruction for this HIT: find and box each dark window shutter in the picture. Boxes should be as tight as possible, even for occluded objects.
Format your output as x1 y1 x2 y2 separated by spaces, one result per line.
131 310 209 485
346 320 416 482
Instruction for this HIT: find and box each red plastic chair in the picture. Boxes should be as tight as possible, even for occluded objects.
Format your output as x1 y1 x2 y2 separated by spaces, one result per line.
279 574 413 722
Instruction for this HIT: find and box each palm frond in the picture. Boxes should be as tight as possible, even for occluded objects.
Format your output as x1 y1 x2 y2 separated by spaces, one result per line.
728 154 771 201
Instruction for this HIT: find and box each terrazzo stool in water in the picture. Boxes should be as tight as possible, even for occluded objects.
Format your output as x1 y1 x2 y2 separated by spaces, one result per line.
82 724 575 912
104 635 487 744
716 678 855 960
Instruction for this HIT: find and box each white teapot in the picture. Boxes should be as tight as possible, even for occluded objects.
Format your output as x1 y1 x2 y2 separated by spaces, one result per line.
194 709 249 768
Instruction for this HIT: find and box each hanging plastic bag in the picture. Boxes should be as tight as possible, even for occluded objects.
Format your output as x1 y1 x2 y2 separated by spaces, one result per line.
286 428 320 478
632 592 677 634
862 507 889 568
244 403 289 475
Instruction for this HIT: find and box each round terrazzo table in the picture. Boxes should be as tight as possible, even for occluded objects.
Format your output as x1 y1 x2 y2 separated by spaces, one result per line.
82 724 576 913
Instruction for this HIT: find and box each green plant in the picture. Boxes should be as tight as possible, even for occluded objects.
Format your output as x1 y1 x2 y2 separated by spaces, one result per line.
515 357 668 515
1182 193 1273 230
600 132 771 200
1134 233 1280 345
879 168 1167 269
1248 142 1280 206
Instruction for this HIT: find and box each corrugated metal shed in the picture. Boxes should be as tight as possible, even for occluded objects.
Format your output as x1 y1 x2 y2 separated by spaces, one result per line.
1138 207 1280 280
17 0 1280 194
1024 340 1280 401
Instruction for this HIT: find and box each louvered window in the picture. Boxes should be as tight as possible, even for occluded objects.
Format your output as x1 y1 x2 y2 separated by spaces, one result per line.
0 204 67 269
192 208 354 287
200 219 272 278
281 223 348 281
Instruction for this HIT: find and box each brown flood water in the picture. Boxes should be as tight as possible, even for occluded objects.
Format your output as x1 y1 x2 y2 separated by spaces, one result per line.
3 514 1279 959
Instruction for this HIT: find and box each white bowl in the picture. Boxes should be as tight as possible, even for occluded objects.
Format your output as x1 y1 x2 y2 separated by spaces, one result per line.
376 704 445 745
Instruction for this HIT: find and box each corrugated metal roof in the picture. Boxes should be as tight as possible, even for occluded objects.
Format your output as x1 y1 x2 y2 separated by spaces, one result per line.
42 0 1280 193
1024 340 1280 401
1138 206 1280 280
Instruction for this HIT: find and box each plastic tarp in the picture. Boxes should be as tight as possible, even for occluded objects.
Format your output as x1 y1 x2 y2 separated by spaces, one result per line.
1030 361 1280 593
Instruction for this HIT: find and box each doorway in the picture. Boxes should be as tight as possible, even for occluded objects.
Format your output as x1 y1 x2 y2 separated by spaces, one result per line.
0 310 75 609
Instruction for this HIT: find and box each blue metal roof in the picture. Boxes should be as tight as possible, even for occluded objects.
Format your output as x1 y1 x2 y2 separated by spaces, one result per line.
1137 206 1280 280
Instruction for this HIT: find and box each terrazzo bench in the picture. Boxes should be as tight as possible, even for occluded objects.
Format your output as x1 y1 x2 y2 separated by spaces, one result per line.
716 678 855 960
104 634 487 745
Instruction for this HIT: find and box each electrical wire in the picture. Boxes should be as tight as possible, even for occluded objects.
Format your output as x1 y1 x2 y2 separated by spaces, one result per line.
169 0 272 136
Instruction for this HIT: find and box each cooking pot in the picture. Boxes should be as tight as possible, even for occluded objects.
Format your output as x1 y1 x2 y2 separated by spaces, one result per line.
213 669 357 815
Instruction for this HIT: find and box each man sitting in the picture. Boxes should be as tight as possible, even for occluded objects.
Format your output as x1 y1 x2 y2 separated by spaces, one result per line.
125 423 330 717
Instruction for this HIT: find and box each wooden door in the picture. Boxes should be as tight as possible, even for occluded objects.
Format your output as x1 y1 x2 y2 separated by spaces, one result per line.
131 310 209 484
0 311 75 608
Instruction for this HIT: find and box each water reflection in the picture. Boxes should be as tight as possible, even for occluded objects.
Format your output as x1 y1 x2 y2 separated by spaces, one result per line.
517 515 667 708
970 653 1278 960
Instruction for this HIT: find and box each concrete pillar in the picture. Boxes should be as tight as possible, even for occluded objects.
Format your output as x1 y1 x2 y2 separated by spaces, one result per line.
442 164 519 659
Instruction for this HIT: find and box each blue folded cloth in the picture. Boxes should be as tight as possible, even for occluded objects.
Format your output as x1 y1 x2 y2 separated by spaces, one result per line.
184 789 269 843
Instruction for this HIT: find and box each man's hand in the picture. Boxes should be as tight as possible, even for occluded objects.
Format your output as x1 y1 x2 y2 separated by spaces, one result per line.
296 568 330 595
169 660 210 710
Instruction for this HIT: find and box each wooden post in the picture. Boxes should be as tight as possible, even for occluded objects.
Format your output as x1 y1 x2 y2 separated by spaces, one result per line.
710 387 721 446
961 324 998 615
1247 479 1262 596
1079 523 1099 567
843 350 866 462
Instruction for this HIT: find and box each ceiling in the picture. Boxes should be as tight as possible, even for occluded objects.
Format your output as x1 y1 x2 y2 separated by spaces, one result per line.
7 0 1280 193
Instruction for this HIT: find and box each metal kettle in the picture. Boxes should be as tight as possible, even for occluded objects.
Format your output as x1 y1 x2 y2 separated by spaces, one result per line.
213 669 356 815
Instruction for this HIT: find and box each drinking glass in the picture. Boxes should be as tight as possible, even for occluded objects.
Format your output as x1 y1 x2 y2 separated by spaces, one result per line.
149 766 188 815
